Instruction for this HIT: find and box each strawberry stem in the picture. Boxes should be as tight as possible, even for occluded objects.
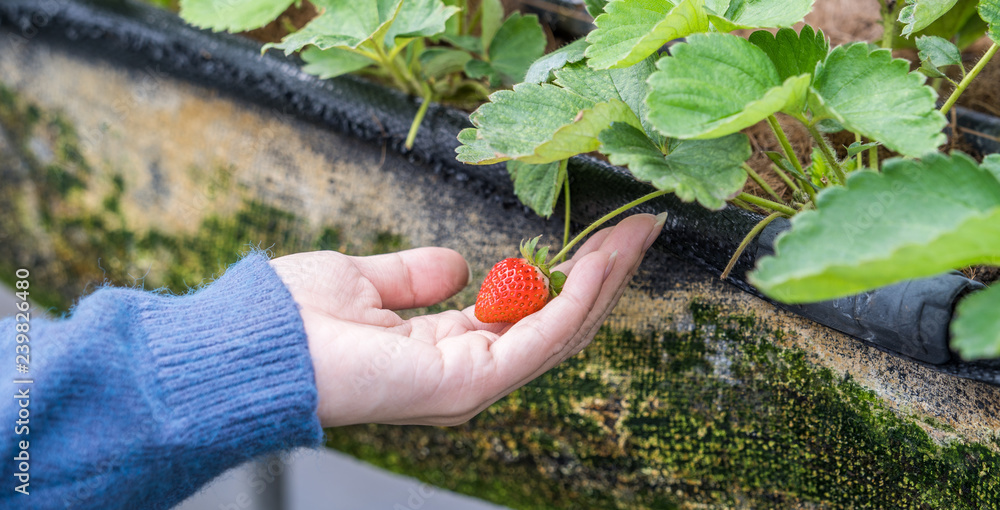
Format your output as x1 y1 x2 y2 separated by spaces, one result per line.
549 189 670 263
559 159 571 264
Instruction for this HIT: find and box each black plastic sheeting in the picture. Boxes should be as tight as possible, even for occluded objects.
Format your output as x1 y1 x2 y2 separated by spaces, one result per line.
2 0 999 384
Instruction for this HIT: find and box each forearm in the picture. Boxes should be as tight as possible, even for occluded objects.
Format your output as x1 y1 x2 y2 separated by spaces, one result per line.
0 254 322 509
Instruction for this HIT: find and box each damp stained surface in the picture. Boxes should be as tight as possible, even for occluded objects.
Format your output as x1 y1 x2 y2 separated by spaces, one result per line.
1 25 999 509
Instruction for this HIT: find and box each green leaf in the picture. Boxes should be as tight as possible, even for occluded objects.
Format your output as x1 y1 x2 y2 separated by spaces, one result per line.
524 39 589 84
263 0 399 54
443 34 483 53
584 0 610 18
455 128 507 164
599 122 750 209
179 0 296 32
899 0 960 37
264 0 458 54
951 283 1000 360
845 141 878 159
507 160 565 217
300 47 375 78
982 153 1000 181
807 147 831 187
809 42 946 157
552 62 622 103
915 35 962 78
487 13 547 84
585 0 711 70
385 0 460 44
480 0 505 52
750 152 1000 303
748 26 828 82
549 270 567 296
554 60 661 142
981 0 1000 44
464 59 500 85
609 55 661 143
463 63 645 164
646 33 810 139
902 0 985 49
419 48 473 79
706 0 815 31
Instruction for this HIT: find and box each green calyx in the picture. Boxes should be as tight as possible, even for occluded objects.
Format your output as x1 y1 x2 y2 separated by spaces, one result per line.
520 236 567 297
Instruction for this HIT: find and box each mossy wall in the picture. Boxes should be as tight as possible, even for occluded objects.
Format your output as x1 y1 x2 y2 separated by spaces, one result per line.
2 33 1000 509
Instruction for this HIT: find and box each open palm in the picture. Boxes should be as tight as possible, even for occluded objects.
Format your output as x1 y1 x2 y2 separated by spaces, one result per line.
270 213 663 427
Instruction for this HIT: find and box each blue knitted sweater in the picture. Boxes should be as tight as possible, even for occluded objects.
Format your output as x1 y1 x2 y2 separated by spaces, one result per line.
0 254 323 509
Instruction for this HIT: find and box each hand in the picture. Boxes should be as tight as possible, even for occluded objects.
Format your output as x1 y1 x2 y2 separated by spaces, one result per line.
269 213 665 427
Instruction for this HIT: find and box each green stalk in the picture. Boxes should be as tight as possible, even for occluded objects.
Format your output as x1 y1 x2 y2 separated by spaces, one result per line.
550 189 670 263
559 159 571 263
879 0 904 49
805 123 847 184
730 197 758 213
455 0 468 35
742 163 784 203
869 144 879 172
405 82 434 149
765 115 803 194
855 133 863 171
720 212 784 280
940 43 1000 116
737 192 798 217
373 44 413 94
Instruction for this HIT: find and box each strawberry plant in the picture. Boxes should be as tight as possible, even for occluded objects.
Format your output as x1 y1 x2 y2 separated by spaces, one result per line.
179 0 545 148
458 0 1000 355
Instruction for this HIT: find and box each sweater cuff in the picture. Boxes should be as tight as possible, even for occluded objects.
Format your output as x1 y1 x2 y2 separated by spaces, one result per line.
137 253 322 459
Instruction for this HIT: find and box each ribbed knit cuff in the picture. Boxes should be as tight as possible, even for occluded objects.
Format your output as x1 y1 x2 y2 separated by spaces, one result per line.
135 253 322 460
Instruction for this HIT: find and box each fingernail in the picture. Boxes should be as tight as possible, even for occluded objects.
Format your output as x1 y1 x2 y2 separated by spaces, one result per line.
654 211 668 227
643 212 667 251
603 251 618 280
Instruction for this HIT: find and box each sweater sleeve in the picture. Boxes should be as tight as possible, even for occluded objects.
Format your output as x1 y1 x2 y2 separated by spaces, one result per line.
0 253 323 509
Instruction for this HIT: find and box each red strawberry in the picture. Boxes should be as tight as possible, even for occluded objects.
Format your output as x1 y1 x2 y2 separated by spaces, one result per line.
474 237 566 323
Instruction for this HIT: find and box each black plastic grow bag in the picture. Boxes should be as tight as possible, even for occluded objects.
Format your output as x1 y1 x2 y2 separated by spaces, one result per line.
2 0 999 384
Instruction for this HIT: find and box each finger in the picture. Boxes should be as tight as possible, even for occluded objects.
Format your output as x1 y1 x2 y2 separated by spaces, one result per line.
552 213 657 274
550 227 613 275
485 213 664 396
564 212 664 351
353 247 470 310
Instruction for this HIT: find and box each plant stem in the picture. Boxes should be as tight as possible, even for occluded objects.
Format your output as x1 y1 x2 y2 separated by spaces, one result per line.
879 0 904 49
729 197 758 213
855 133 863 171
742 163 784 203
559 159 571 263
374 44 414 94
405 83 434 149
805 123 847 184
869 144 879 171
720 212 784 280
550 189 670 263
456 0 468 35
940 43 1000 116
765 115 804 194
737 192 798 217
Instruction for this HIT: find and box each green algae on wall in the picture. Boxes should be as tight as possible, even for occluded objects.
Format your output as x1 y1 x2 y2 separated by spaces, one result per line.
327 302 1000 509
0 83 409 312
